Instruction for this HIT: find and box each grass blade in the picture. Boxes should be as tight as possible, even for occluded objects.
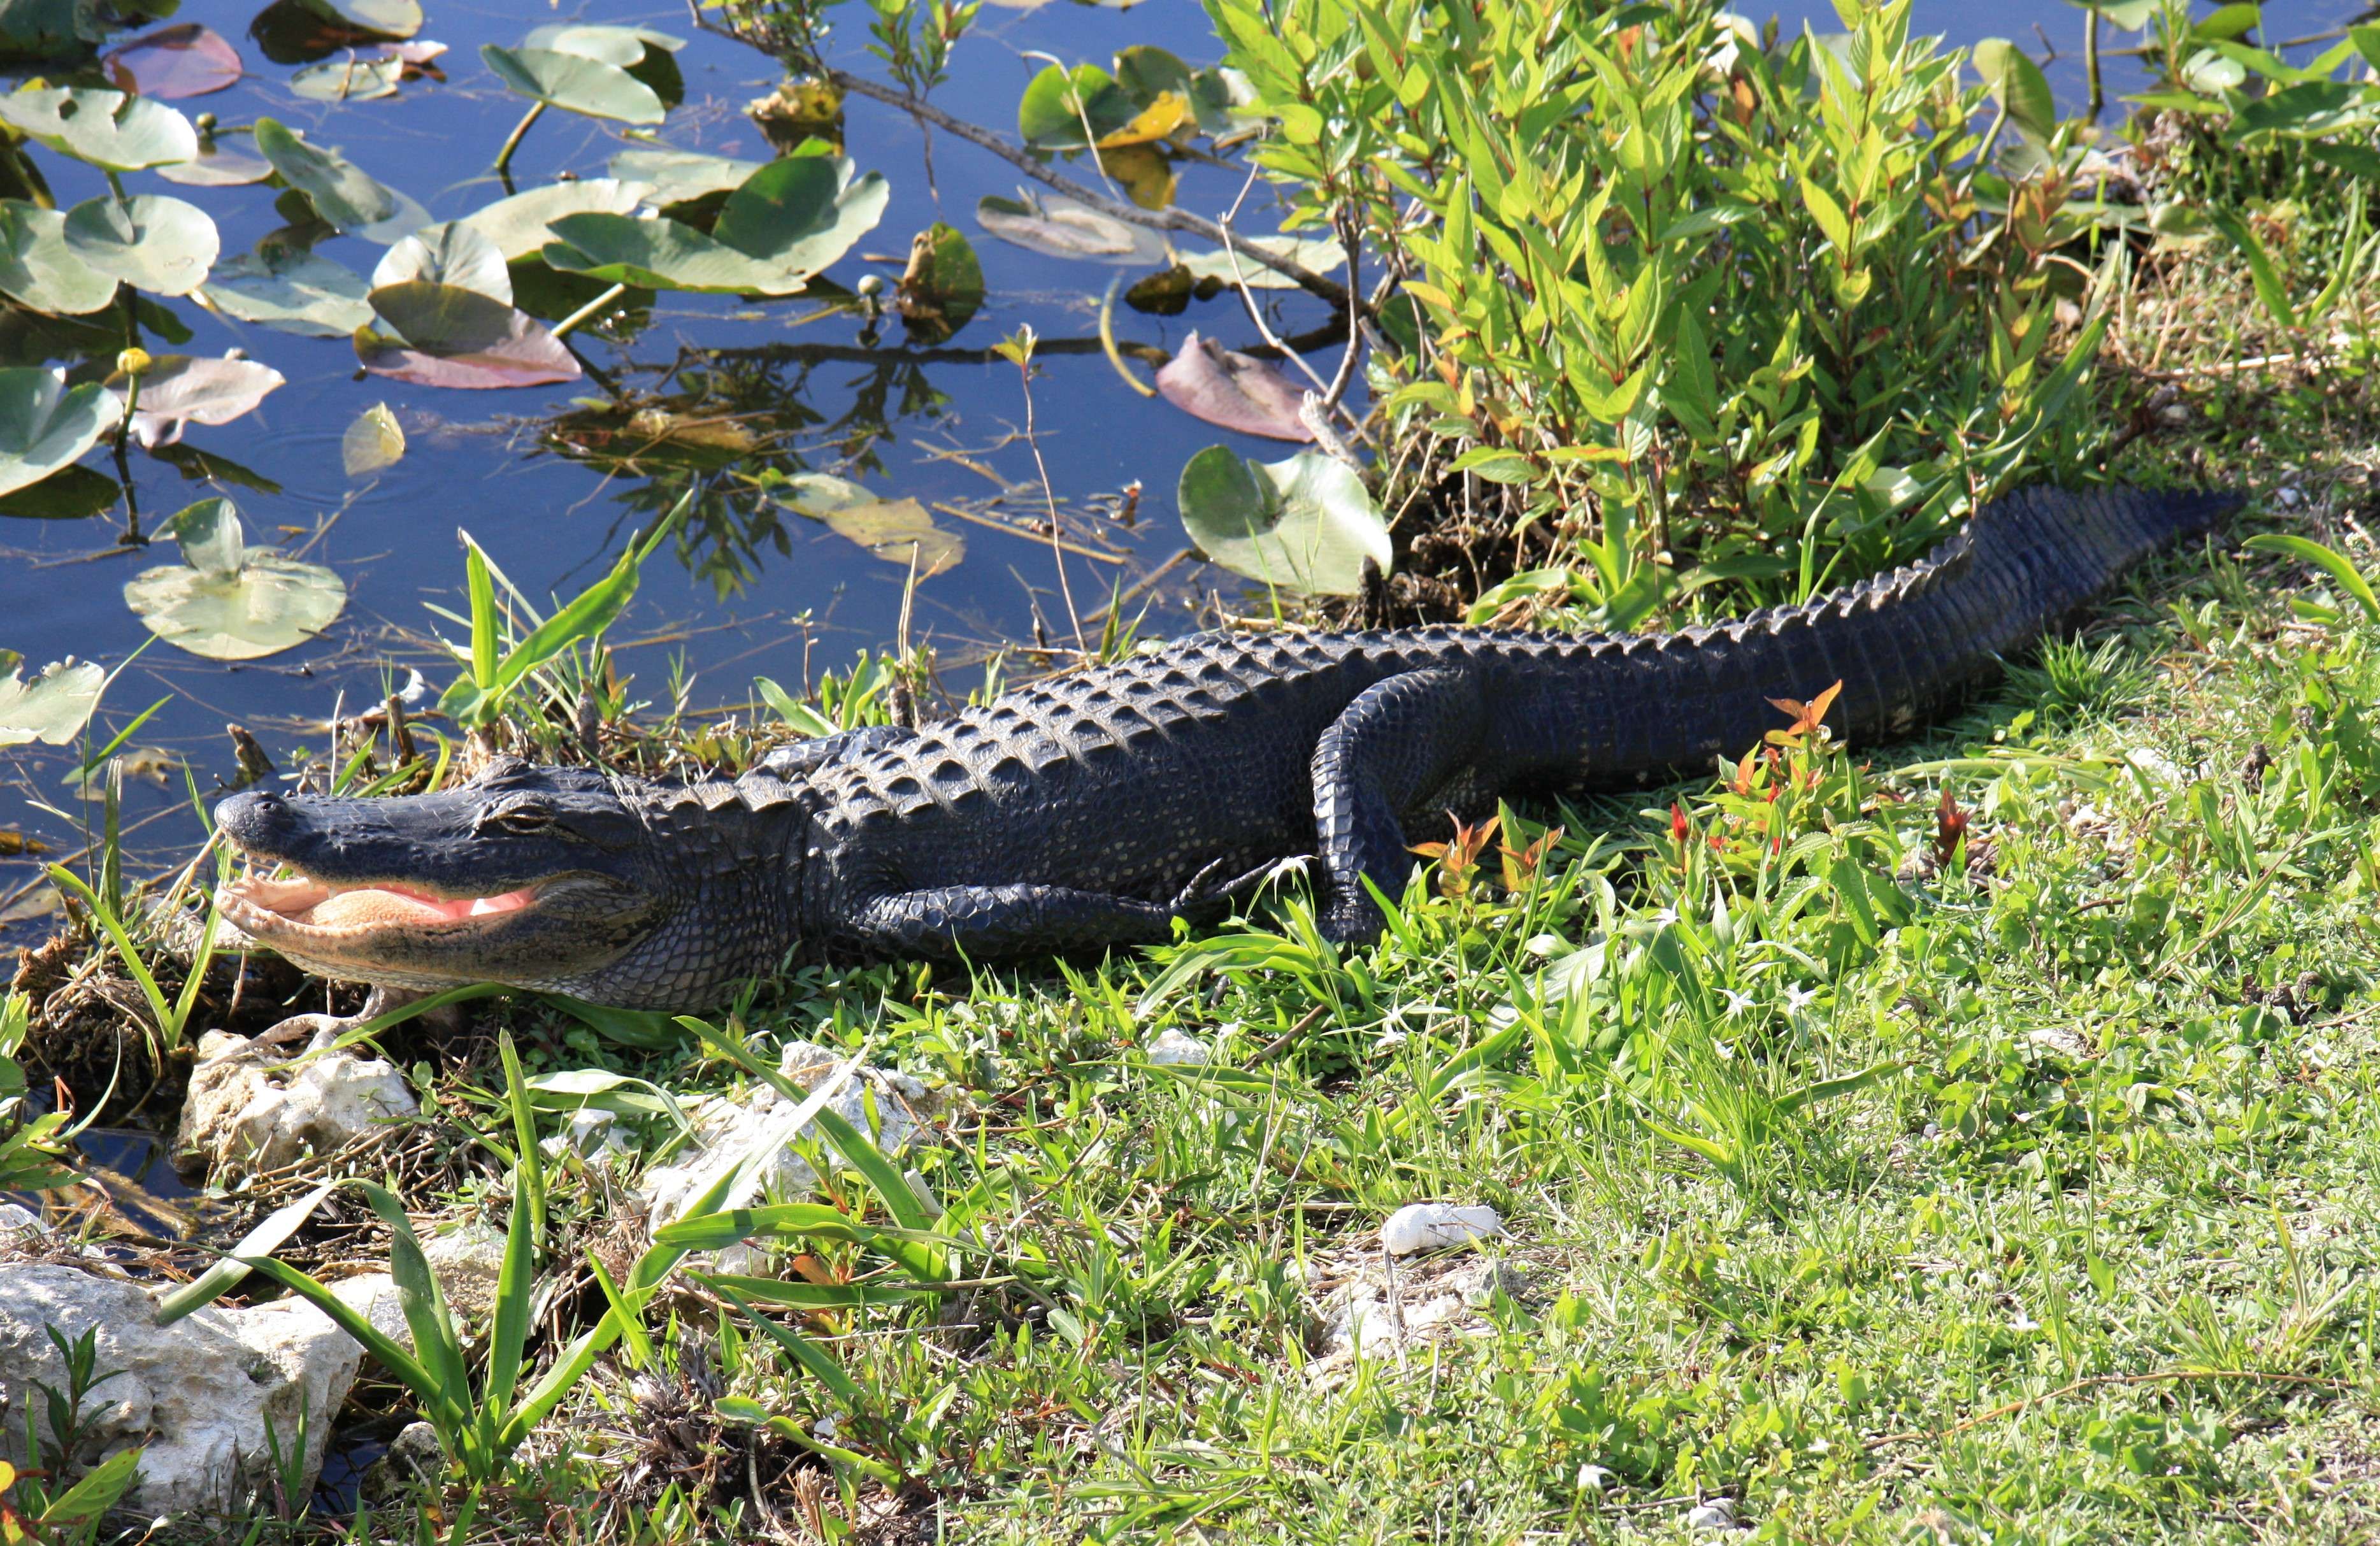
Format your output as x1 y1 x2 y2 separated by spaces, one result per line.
2244 533 2380 624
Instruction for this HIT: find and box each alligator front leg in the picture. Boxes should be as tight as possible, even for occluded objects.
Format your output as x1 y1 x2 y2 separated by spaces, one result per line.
845 884 1179 960
1309 668 1487 945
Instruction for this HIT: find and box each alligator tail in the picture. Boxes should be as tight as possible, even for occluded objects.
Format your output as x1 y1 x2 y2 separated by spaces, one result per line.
1525 485 2239 782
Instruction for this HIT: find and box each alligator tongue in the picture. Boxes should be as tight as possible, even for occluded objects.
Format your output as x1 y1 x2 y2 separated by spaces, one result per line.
231 875 536 927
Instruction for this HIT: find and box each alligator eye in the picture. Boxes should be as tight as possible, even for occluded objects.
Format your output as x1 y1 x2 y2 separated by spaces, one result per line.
494 804 555 833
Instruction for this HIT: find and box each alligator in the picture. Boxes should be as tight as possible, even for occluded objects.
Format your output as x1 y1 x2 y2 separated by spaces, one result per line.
212 484 2235 1010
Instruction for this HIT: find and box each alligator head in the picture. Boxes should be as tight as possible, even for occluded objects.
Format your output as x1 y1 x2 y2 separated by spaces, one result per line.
213 756 798 1008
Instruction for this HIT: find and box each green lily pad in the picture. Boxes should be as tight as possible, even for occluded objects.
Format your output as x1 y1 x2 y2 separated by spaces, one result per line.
540 215 790 294
522 22 684 66
0 657 105 745
118 355 286 449
1177 235 1343 290
204 248 373 337
251 117 422 241
896 222 982 343
482 43 664 124
295 0 422 39
0 464 117 519
373 221 511 304
976 189 1165 264
125 499 347 661
290 52 404 101
157 138 276 187
1177 445 1391 596
341 401 403 475
0 368 116 499
0 87 197 173
0 202 117 315
459 178 652 261
357 282 582 388
608 148 763 208
62 194 219 297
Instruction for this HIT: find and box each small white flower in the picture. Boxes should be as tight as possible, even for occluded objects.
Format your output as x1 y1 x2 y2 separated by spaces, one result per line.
1720 988 1755 1017
1783 982 1819 1013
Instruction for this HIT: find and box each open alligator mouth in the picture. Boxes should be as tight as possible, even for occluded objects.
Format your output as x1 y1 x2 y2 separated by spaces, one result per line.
219 870 546 940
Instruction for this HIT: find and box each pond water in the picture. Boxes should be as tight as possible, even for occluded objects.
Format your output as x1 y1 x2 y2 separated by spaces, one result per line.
0 0 2352 947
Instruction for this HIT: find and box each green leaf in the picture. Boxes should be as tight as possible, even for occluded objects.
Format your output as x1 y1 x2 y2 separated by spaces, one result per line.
342 401 405 476
895 221 982 342
1175 235 1343 289
1017 61 1136 148
710 154 889 281
296 0 423 38
1973 38 2058 142
154 1180 334 1322
0 369 115 499
0 86 196 171
372 221 512 304
124 499 347 660
2209 208 2297 329
459 178 653 261
204 248 374 338
289 53 404 102
540 213 792 294
358 282 581 389
2232 80 2380 143
606 148 763 208
0 201 116 315
252 118 413 236
482 43 664 124
0 657 104 746
713 1283 870 1408
2244 533 2380 625
523 22 685 66
62 194 219 297
1177 445 1392 596
36 1447 141 1524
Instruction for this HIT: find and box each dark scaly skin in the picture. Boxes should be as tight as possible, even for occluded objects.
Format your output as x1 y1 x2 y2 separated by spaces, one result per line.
213 484 2237 1009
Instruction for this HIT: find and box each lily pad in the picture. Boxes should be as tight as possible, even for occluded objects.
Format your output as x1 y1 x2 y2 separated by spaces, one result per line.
251 118 423 241
1177 444 1390 596
482 44 663 124
608 148 762 208
62 194 219 297
0 464 118 519
545 155 885 296
204 248 373 336
124 498 347 661
0 87 197 172
522 22 684 66
896 222 982 343
157 138 276 187
341 401 403 475
1155 333 1314 441
357 282 582 388
0 368 116 499
0 203 118 315
290 52 404 101
976 189 1165 264
118 354 287 449
103 24 243 99
0 658 105 745
373 221 511 304
824 498 964 577
459 178 652 261
1177 235 1343 289
295 0 422 39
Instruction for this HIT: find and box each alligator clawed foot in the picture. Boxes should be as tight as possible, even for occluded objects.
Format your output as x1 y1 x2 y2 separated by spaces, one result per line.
1170 855 1311 914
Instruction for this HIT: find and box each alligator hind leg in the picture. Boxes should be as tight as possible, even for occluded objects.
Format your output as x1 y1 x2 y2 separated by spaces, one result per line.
847 884 1179 960
1310 668 1487 945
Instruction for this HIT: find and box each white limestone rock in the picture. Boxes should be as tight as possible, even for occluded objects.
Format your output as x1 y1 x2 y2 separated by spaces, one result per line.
634 1040 935 1229
419 1220 508 1324
1380 1202 1505 1256
176 1029 415 1180
1146 1028 1212 1066
0 1264 363 1515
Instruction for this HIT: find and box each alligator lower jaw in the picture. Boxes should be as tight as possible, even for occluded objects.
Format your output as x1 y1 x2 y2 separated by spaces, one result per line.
217 870 544 941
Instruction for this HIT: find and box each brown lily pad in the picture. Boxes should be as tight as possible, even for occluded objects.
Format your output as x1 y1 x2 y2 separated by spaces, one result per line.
355 281 581 389
104 24 244 99
1154 331 1314 442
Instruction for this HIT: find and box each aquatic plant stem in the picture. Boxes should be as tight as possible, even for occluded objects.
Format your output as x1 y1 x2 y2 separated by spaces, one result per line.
492 101 545 180
2084 8 2103 120
550 283 628 342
